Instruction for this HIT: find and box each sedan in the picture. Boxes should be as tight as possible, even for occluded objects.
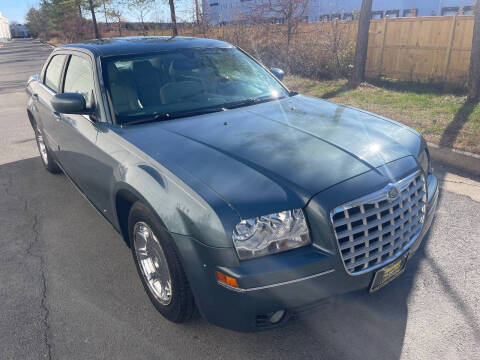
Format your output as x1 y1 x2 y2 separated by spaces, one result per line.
26 36 438 331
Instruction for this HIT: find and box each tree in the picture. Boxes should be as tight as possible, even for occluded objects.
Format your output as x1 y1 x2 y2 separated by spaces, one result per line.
251 0 311 73
25 0 102 41
25 7 50 39
107 8 124 36
86 0 101 38
127 0 154 35
194 0 201 26
468 0 480 103
102 0 109 26
193 0 207 37
167 0 178 36
349 0 372 87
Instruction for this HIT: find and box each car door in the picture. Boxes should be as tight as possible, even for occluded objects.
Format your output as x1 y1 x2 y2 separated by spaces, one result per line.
35 53 68 155
55 52 113 216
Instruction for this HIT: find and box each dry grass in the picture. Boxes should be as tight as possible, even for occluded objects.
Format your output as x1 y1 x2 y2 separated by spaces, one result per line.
47 22 356 80
284 76 480 154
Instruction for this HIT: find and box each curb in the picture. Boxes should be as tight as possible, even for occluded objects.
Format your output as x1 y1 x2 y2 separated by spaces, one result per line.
37 39 56 48
428 142 480 177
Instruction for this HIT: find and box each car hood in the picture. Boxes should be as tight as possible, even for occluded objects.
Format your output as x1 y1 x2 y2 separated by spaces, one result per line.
114 95 422 219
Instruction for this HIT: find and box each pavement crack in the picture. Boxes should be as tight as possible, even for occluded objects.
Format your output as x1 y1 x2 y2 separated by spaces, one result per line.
2 170 14 197
441 179 480 188
24 202 52 360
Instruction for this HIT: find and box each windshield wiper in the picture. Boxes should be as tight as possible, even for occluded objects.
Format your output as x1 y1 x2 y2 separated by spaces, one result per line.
122 95 283 125
124 113 171 125
123 107 227 126
222 95 284 110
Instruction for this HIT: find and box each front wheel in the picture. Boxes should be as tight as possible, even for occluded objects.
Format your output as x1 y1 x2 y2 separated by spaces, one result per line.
34 126 61 174
128 201 195 323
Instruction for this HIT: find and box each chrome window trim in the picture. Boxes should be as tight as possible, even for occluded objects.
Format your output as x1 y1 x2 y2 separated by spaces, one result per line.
217 269 335 292
330 170 426 276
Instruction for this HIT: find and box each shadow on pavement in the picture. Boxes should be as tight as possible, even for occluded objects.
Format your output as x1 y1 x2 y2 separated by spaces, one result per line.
0 155 437 359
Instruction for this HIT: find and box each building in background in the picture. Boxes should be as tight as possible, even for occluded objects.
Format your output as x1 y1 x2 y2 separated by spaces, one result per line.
0 12 12 42
10 23 29 38
203 0 474 26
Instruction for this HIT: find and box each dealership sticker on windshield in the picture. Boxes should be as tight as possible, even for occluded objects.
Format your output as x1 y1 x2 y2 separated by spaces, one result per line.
370 253 409 292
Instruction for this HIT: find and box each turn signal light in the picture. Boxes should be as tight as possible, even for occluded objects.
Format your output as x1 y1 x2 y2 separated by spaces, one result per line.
216 271 239 288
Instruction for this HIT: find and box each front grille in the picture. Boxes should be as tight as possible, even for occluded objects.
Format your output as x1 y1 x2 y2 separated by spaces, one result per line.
331 171 427 275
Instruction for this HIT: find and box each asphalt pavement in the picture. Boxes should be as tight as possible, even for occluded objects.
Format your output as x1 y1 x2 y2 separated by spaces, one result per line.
1 38 479 360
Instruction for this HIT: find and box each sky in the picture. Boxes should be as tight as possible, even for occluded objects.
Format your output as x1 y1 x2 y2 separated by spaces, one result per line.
1 0 37 23
0 0 195 24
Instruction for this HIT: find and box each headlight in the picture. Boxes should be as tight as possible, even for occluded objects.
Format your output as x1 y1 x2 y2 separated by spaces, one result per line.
418 149 430 175
232 209 311 260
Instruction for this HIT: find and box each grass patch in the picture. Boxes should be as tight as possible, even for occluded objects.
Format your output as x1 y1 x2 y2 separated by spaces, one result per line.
284 76 480 155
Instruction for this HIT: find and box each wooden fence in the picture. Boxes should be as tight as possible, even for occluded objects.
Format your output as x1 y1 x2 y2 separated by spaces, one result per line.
366 15 474 86
208 16 476 86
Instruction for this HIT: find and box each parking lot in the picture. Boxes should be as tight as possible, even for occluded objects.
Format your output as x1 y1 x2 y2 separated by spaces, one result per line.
1 38 479 359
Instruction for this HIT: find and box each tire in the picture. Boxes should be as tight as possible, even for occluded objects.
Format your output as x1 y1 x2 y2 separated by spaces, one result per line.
34 124 61 174
128 201 195 323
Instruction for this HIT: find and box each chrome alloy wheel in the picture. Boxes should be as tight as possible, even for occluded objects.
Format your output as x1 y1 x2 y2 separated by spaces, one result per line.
133 222 173 305
35 130 49 166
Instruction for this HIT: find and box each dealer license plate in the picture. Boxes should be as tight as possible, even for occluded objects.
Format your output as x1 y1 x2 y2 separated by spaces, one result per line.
370 253 409 292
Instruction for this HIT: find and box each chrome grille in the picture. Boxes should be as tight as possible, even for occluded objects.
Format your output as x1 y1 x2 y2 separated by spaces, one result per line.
331 171 427 275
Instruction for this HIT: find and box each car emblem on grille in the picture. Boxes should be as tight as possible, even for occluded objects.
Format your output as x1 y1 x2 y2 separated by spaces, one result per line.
387 186 399 202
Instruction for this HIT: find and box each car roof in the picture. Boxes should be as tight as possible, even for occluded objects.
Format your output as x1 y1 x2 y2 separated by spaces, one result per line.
59 36 234 57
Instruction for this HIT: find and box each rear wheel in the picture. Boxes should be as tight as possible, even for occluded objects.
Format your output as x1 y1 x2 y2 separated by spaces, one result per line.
34 126 61 174
128 201 195 323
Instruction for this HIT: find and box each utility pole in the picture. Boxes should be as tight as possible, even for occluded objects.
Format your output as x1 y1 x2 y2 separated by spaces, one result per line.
349 0 373 87
467 0 480 102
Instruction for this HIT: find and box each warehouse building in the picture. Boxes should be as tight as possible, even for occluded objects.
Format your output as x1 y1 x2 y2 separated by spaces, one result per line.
10 23 29 38
203 0 474 26
0 12 12 42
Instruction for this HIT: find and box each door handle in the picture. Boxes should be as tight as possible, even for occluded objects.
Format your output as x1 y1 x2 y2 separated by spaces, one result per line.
32 93 38 101
52 111 62 121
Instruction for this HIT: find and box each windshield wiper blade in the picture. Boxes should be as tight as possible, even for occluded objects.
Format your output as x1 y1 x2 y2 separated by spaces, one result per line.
170 107 227 118
222 95 282 110
123 107 227 126
123 113 172 125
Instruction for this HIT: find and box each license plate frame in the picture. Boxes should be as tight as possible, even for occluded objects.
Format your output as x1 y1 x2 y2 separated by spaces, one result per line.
369 253 409 292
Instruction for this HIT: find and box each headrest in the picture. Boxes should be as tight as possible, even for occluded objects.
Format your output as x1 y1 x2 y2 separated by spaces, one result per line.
107 63 120 83
168 58 198 78
132 60 155 79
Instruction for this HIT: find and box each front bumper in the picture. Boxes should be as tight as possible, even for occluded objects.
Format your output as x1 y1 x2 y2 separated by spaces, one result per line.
174 172 438 332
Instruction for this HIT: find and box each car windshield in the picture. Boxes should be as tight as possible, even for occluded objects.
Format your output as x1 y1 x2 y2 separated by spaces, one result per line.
102 47 289 124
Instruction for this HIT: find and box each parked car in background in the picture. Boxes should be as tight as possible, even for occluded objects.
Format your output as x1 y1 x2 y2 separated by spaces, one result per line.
26 36 438 332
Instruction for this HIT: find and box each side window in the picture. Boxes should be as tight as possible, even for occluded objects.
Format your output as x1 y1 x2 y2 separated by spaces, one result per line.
44 55 67 92
63 55 95 108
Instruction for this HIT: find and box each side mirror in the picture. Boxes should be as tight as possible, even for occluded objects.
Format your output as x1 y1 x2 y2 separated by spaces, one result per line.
270 68 285 81
51 93 91 115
